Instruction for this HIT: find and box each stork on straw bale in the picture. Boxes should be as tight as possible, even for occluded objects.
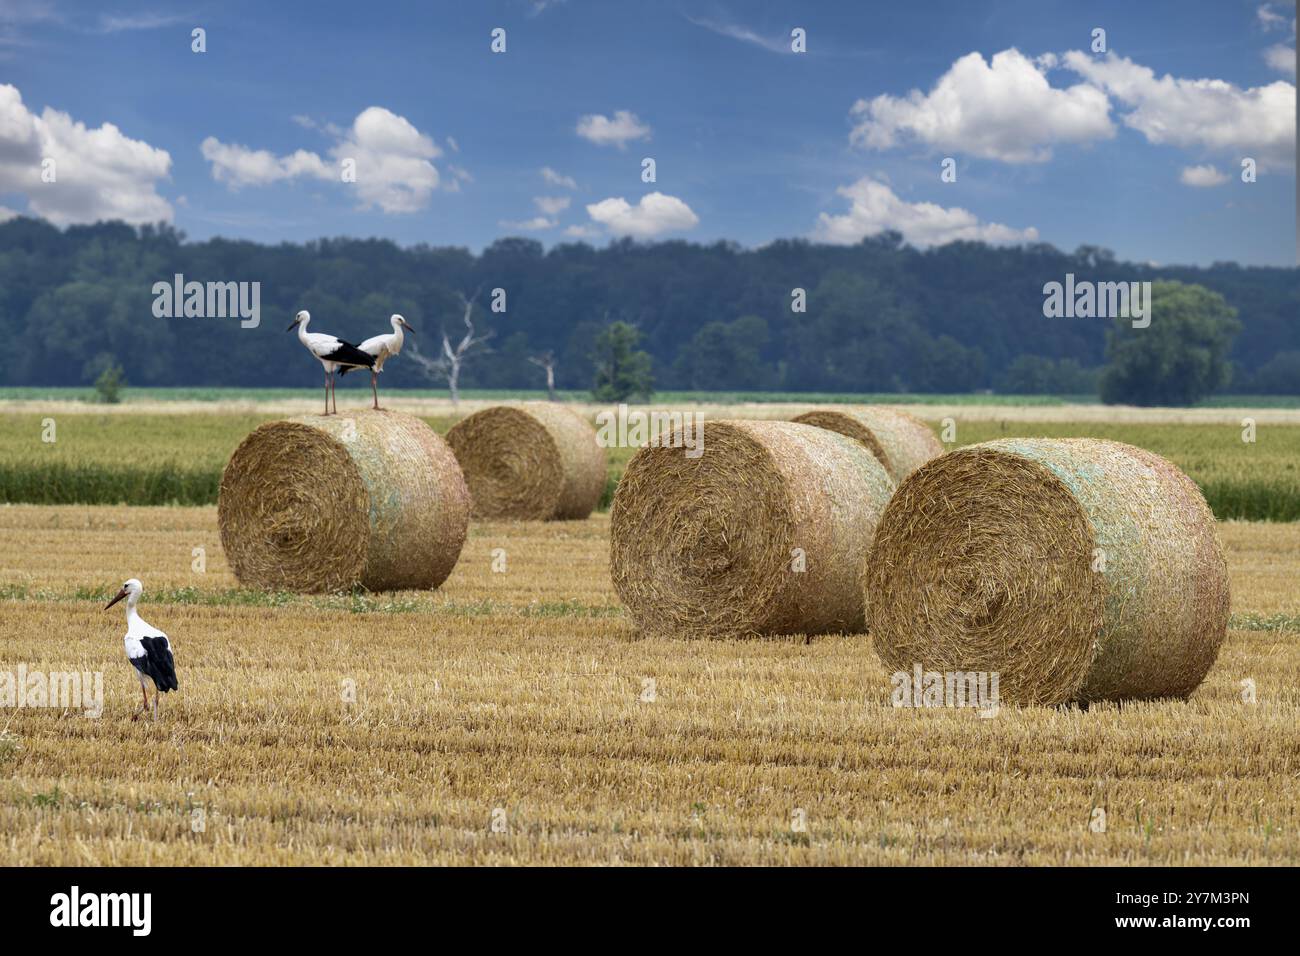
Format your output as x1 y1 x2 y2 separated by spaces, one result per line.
288 310 374 415
339 313 415 410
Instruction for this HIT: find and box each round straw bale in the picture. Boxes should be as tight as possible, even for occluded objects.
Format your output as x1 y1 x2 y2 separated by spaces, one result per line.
791 406 944 481
866 438 1229 705
446 403 607 520
611 420 896 639
218 410 470 593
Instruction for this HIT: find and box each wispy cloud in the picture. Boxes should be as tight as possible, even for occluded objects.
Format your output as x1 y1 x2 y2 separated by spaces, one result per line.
1256 2 1297 76
1256 3 1292 32
0 0 57 54
500 215 555 231
541 166 577 189
1265 42 1296 76
291 114 344 138
534 195 570 216
96 11 192 33
0 0 60 25
528 0 566 16
685 15 789 54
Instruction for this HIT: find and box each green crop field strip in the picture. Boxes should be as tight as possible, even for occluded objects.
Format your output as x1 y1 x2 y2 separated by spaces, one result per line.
1 401 1297 519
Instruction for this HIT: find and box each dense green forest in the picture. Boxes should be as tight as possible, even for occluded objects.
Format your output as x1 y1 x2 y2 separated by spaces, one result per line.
1 216 1296 394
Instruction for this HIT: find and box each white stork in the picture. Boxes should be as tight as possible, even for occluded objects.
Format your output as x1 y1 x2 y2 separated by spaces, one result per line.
339 313 415 410
104 578 178 721
287 310 375 415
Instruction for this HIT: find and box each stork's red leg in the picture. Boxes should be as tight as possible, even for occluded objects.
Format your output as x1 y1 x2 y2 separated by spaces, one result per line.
372 370 380 410
331 372 338 415
324 369 331 415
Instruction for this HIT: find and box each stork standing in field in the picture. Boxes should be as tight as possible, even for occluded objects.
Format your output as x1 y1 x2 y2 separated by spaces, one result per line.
340 313 415 410
287 310 375 415
104 578 178 721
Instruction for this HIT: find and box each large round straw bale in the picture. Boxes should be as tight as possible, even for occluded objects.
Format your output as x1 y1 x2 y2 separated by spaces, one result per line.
611 420 896 639
791 406 943 481
446 403 607 520
218 410 470 593
866 438 1229 705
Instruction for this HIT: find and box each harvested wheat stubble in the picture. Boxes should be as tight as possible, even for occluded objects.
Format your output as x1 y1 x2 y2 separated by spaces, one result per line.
445 403 607 520
867 438 1230 705
791 406 944 482
218 410 469 593
611 420 896 639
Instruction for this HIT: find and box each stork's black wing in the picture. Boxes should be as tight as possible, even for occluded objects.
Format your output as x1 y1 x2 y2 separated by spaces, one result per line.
321 340 375 369
132 636 178 693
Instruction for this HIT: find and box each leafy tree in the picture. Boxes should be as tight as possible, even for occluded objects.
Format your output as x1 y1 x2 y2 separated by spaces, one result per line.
911 334 986 392
591 321 653 401
1247 351 1300 394
88 354 126 403
785 270 922 392
672 315 774 390
999 356 1100 395
1100 282 1241 406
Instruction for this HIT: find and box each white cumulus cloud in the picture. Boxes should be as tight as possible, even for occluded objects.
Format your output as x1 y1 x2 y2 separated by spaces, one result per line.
576 110 651 149
200 137 331 187
1179 164 1230 187
0 83 173 225
813 176 1037 248
1062 51 1296 170
333 107 441 212
202 106 448 214
850 49 1114 163
585 191 698 238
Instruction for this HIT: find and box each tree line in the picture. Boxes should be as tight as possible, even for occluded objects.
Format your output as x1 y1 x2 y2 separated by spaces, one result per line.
0 216 1295 400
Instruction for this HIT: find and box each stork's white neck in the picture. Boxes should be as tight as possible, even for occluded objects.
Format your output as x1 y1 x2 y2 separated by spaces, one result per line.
297 315 312 345
389 318 405 349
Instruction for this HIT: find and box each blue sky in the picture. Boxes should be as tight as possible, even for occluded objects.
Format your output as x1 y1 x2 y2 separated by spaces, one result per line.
1 0 1295 264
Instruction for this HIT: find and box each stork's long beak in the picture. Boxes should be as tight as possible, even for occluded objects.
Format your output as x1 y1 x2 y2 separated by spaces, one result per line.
105 588 127 610
401 320 415 336
286 318 300 332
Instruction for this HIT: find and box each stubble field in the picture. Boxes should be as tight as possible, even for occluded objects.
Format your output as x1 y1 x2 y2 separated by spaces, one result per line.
1 502 1298 865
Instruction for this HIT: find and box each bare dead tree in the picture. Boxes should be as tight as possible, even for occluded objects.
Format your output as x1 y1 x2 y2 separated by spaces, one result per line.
408 287 493 407
528 350 558 401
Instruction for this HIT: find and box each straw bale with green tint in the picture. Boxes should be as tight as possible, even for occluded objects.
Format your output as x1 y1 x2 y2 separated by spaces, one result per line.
611 420 895 639
218 410 470 593
867 438 1229 705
